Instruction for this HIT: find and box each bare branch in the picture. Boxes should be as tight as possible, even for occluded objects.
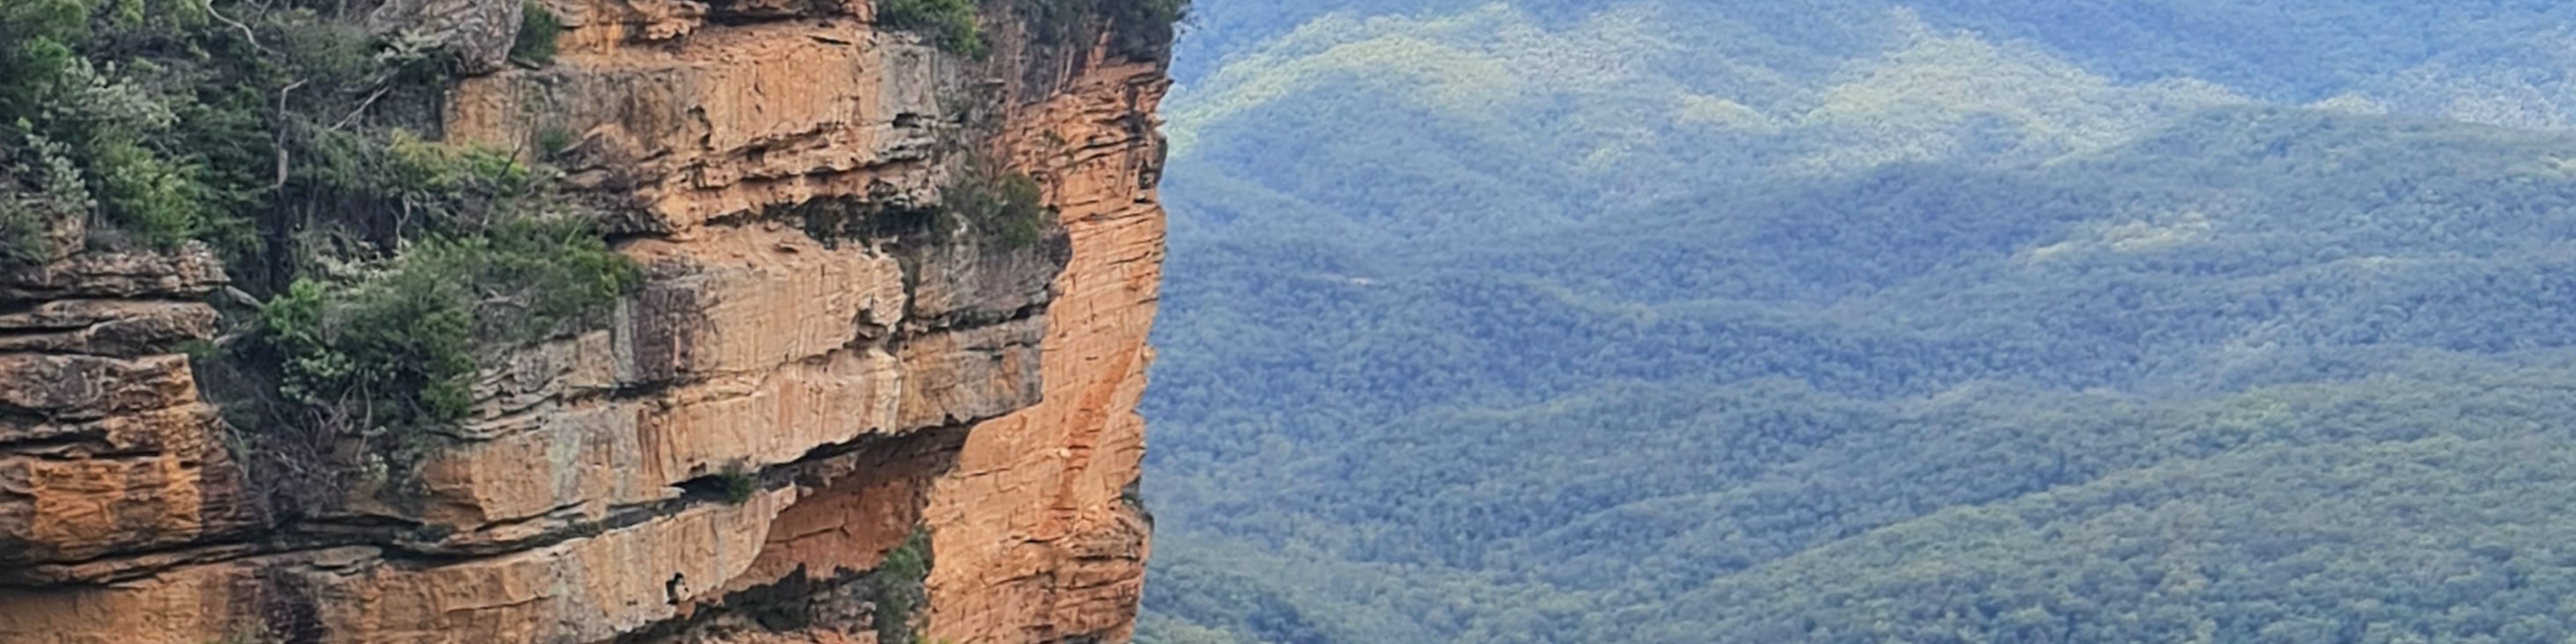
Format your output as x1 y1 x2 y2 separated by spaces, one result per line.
273 80 308 190
332 84 396 132
202 0 265 53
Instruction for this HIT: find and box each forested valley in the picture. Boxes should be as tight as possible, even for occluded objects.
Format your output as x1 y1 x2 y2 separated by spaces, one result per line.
1137 2 2576 642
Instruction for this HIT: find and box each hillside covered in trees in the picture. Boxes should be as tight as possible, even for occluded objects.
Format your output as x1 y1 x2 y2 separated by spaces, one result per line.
1138 2 2576 642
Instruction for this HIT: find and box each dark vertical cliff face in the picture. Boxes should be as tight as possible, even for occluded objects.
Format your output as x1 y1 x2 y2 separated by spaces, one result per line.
0 1 1172 641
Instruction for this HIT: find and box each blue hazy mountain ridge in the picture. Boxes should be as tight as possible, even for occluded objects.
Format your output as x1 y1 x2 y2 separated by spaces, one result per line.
1139 2 2576 643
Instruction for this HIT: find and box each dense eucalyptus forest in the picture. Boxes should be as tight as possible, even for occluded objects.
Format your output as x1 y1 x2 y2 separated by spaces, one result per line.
1137 2 2576 642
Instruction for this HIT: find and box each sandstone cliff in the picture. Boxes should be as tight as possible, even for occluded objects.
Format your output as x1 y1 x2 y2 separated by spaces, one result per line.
0 1 1169 641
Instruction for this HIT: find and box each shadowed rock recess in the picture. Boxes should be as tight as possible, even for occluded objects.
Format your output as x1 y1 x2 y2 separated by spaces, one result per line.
0 0 1172 641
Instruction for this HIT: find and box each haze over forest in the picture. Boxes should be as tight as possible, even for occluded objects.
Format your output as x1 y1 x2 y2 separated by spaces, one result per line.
1137 2 2576 642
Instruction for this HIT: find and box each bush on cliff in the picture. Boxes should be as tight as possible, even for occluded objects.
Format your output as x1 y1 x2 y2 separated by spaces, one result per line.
880 0 987 56
509 1 561 66
252 211 638 495
0 131 92 267
1011 0 1189 57
0 0 500 265
0 2 652 503
0 0 232 252
1100 0 1189 55
951 168 1050 248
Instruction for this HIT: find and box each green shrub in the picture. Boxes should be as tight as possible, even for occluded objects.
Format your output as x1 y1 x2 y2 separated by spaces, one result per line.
296 129 541 231
0 3 87 117
0 1 243 253
1108 0 1187 55
949 169 1050 248
715 463 759 504
796 167 1049 250
0 200 55 267
991 172 1047 247
259 268 474 426
100 0 208 33
21 49 224 250
386 130 534 195
89 135 210 247
872 529 936 644
0 131 92 267
0 0 644 506
1010 0 1188 57
257 214 640 477
269 11 383 85
879 0 986 56
510 1 563 66
534 124 578 158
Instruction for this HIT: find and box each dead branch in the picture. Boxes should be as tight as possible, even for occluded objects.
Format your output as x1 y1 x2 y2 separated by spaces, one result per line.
273 80 307 190
332 84 395 132
202 0 264 52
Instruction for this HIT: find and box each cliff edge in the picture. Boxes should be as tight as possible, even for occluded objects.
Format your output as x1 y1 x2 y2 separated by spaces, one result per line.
0 0 1171 641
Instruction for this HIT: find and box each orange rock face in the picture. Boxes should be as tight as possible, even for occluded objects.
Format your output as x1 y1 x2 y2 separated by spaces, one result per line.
921 50 1168 644
0 1 1167 641
0 248 257 588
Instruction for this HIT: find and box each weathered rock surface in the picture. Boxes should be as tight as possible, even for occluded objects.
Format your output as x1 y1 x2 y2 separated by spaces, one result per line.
0 0 1167 641
921 48 1168 644
0 246 259 587
371 0 527 74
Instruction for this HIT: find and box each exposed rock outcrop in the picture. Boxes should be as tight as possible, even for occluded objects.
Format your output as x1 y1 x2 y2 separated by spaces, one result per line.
370 0 527 74
0 0 1168 641
0 246 255 585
